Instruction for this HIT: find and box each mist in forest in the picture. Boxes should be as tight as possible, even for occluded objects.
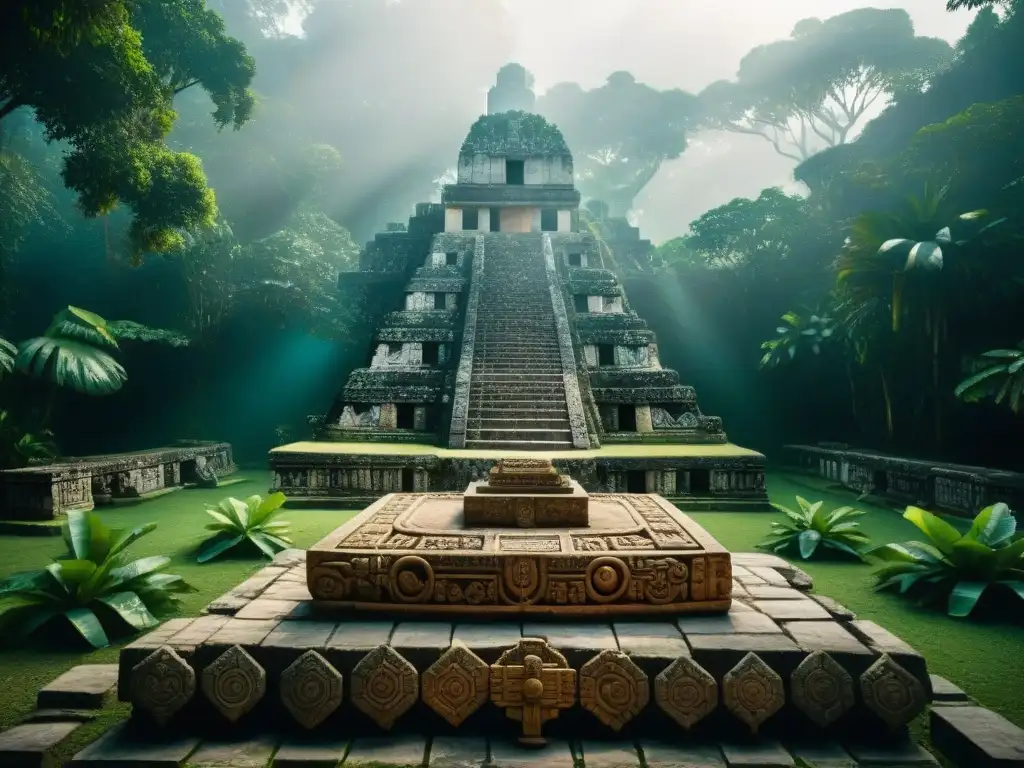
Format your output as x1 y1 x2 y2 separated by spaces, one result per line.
2 0 1021 470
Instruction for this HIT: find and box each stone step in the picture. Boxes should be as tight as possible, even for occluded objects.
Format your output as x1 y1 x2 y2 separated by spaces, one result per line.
471 387 567 396
465 439 576 450
469 418 571 430
467 428 573 442
472 373 564 381
473 406 569 416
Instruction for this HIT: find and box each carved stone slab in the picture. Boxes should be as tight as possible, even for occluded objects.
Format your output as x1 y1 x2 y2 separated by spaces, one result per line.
280 650 343 729
201 645 266 723
860 654 927 729
791 650 854 727
491 639 577 746
422 641 489 726
579 649 649 731
654 655 718 730
463 479 589 527
351 644 419 729
723 652 784 734
129 646 196 726
307 493 731 616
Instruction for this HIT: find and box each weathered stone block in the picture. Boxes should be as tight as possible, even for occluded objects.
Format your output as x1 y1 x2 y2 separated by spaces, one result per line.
521 623 617 668
847 620 928 687
929 674 969 703
391 622 454 669
746 567 789 587
744 586 805 600
234 599 301 621
489 740 575 768
640 741 725 767
753 599 830 621
344 736 427 767
581 741 642 767
451 623 522 663
428 736 487 767
719 741 794 767
189 735 278 767
0 721 79 768
22 710 97 725
37 664 118 710
271 737 348 767
845 739 939 766
70 722 200 766
807 594 856 620
781 621 871 657
678 609 782 635
931 705 1024 768
788 743 856 768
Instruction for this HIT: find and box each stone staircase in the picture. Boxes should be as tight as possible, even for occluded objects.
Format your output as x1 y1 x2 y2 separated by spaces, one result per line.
466 235 575 450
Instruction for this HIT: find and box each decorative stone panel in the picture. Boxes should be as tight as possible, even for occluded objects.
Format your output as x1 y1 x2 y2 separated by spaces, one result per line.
636 406 653 433
351 645 419 729
579 650 649 731
201 645 266 723
379 404 398 429
422 641 489 727
130 646 196 726
280 650 343 729
723 652 784 733
791 651 854 727
655 656 718 729
860 654 927 729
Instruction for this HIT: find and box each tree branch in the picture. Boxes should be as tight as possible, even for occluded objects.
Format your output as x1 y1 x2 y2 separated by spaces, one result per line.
0 99 25 122
173 80 201 95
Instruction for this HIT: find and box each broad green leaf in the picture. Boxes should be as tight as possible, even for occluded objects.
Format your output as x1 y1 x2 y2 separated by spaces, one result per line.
64 511 94 560
247 533 279 560
252 492 287 526
995 537 1024 569
63 607 109 648
197 534 246 563
795 496 813 515
798 530 822 560
205 509 236 529
97 591 159 630
947 581 988 617
903 507 961 555
109 556 169 586
53 559 98 588
262 533 293 548
106 523 158 561
979 349 1022 359
995 580 1024 602
867 543 921 563
821 539 866 562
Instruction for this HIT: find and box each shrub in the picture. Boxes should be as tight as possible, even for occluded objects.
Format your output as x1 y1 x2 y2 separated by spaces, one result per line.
0 510 193 648
759 496 870 561
198 492 292 562
869 503 1024 617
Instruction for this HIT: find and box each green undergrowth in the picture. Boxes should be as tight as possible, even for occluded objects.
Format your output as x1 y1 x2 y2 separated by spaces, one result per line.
0 473 1020 766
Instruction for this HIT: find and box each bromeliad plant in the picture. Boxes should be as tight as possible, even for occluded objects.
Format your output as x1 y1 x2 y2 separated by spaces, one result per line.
869 503 1024 617
759 496 870 561
0 511 193 648
955 342 1024 413
198 492 292 562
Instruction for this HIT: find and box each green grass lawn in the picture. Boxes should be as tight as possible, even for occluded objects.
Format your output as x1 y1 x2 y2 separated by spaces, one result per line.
0 471 1020 764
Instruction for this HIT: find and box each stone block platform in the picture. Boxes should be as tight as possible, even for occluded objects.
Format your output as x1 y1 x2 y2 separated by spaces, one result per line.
118 550 934 745
269 442 769 511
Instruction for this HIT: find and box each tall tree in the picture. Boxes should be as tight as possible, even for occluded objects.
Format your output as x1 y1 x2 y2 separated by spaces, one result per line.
698 9 953 162
538 72 697 216
0 0 255 257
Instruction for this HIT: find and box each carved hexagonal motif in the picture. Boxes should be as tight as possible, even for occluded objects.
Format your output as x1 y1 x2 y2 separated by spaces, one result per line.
351 644 419 729
422 641 489 726
860 654 927 729
654 655 718 730
791 651 855 727
129 645 196 726
723 652 784 733
579 649 649 731
201 644 266 723
280 650 343 729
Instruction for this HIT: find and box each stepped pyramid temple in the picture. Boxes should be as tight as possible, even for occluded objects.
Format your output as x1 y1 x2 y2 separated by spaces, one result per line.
269 67 768 510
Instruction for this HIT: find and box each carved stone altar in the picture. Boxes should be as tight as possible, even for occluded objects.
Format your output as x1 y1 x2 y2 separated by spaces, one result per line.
307 485 731 615
463 458 589 527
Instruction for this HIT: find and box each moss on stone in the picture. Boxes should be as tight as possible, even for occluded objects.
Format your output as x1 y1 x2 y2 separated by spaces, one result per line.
460 111 571 158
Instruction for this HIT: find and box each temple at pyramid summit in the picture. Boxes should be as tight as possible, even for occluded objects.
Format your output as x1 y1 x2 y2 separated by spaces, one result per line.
270 66 768 510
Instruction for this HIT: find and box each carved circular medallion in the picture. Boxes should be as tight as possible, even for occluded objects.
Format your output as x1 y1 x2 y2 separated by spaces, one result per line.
280 650 343 729
584 557 630 603
723 652 784 733
389 555 434 603
351 645 419 729
308 565 348 601
654 655 718 730
201 645 266 723
791 651 854 727
130 646 196 726
579 650 650 731
422 642 489 727
860 654 927 729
